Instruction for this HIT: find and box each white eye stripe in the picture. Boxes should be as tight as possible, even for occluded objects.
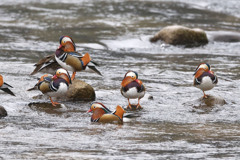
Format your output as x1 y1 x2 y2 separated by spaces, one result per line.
198 64 208 70
126 72 136 78
62 37 72 43
92 103 104 109
56 68 68 75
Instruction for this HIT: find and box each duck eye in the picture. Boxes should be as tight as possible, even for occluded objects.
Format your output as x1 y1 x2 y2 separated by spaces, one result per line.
93 106 96 108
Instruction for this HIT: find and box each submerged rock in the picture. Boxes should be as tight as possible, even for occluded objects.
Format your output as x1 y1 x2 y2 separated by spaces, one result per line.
208 31 240 42
184 95 226 113
28 102 66 114
124 104 143 111
66 79 95 101
150 25 208 47
0 105 7 118
200 95 226 107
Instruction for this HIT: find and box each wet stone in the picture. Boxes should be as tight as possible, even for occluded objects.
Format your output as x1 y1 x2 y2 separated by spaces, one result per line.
210 31 240 42
124 104 143 111
0 105 7 118
28 102 66 115
148 95 154 100
184 95 226 113
150 25 208 47
200 95 227 107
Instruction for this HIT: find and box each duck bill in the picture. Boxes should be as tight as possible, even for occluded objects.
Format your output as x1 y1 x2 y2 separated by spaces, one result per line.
208 70 214 74
52 75 58 80
87 109 92 113
135 79 143 85
58 44 63 49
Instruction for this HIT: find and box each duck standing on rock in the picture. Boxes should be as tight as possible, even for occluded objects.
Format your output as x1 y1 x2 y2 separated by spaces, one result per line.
121 71 145 109
87 102 125 123
29 68 71 106
0 75 15 96
193 63 218 98
31 36 101 79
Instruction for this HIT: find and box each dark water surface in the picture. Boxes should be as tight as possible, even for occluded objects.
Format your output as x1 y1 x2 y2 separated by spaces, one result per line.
1 0 240 159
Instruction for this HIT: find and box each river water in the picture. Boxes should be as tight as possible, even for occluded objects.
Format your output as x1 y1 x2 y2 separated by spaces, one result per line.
0 0 240 159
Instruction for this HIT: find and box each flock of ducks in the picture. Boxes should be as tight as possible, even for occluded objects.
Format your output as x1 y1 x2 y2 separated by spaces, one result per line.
0 36 218 123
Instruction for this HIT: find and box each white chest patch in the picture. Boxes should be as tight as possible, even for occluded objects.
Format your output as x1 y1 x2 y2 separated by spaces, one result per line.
47 83 68 98
55 55 75 71
122 87 145 99
196 76 216 91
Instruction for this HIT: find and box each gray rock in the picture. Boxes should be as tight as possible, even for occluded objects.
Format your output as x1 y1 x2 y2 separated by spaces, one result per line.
150 25 208 47
0 105 7 118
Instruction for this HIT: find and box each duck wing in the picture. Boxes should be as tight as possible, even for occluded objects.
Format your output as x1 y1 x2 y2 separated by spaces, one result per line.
0 83 15 96
31 54 59 75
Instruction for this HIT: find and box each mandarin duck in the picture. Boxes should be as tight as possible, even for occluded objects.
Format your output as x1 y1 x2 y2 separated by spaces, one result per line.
87 102 126 123
30 68 71 106
30 36 102 79
121 71 145 109
193 63 218 98
0 75 15 96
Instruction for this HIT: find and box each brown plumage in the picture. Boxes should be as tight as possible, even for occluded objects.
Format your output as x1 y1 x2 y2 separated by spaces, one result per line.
88 103 125 123
30 54 56 75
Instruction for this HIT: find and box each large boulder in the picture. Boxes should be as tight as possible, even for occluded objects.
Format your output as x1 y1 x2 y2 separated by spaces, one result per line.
0 105 7 118
66 79 95 101
150 25 208 47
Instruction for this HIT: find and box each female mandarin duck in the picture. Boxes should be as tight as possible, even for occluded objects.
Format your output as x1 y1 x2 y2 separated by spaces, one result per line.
30 36 101 79
87 102 126 123
121 71 145 109
0 75 15 96
193 63 218 98
33 68 71 106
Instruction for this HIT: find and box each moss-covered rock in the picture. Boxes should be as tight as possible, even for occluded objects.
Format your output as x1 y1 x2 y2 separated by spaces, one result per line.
150 25 208 47
0 105 7 118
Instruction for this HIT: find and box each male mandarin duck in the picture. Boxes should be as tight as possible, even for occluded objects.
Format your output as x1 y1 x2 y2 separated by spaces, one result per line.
193 63 218 98
30 68 72 106
87 102 126 123
0 75 15 96
121 71 146 109
30 36 102 79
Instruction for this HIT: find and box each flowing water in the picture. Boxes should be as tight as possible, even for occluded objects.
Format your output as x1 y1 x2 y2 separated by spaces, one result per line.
1 0 240 159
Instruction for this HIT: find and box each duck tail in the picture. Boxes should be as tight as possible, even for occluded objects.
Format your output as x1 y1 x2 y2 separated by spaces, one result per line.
82 53 91 66
114 105 126 120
